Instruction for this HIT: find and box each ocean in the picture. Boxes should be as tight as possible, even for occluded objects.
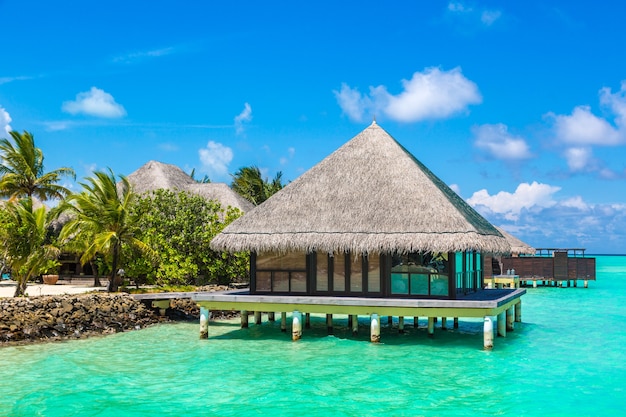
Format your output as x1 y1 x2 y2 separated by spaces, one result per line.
1 255 625 416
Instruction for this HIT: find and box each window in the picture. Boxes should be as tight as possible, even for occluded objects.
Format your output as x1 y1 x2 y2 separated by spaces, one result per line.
350 254 363 293
367 254 381 293
333 253 346 292
255 251 307 293
391 252 449 297
316 253 329 292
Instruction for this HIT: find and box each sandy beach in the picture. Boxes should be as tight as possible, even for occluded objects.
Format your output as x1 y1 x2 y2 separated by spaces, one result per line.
0 280 105 298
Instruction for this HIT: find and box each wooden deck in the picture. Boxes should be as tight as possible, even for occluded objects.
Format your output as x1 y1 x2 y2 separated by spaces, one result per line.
191 288 525 318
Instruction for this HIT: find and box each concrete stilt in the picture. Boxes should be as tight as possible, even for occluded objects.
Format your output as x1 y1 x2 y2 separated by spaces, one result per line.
497 311 506 337
292 311 302 341
428 317 435 338
413 317 419 328
370 314 380 343
199 307 209 339
574 280 578 287
441 317 447 331
506 307 514 331
584 280 589 288
453 317 459 329
515 301 522 322
326 314 333 335
352 315 359 336
268 312 275 322
280 312 287 332
348 315 353 328
255 311 262 325
533 280 537 288
305 313 311 329
483 317 494 350
241 310 249 328
388 316 393 326
399 316 405 334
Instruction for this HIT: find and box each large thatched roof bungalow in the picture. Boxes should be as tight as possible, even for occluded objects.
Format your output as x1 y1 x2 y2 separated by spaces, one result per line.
126 160 253 213
196 122 525 348
211 121 509 299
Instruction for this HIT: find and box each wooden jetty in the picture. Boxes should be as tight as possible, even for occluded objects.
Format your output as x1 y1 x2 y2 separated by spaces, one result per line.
192 288 524 349
484 248 596 288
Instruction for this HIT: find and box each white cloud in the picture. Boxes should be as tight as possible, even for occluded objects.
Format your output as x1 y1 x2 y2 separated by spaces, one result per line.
481 10 502 25
335 67 481 123
113 47 174 64
448 2 470 13
198 140 233 178
1 106 12 134
550 105 621 146
449 183 461 195
564 147 593 171
473 123 532 160
467 181 561 221
550 81 626 146
561 196 589 211
447 2 502 26
234 103 252 135
62 87 127 118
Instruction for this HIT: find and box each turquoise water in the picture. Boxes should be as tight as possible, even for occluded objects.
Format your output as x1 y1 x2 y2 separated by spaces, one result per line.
1 256 625 416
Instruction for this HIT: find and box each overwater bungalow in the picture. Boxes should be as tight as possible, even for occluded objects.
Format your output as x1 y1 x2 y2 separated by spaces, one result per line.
196 122 525 348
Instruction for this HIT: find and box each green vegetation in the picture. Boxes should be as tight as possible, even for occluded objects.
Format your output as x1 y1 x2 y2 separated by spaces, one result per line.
59 170 150 292
0 130 74 201
231 165 284 205
1 130 280 296
125 189 248 286
0 198 60 296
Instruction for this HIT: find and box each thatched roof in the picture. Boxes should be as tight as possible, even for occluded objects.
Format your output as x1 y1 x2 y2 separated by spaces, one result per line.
125 161 253 212
211 122 509 254
495 227 535 255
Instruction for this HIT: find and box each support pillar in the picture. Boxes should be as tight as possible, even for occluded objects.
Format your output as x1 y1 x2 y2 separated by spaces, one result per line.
497 311 506 337
199 307 209 339
351 314 358 336
388 316 393 326
280 312 287 332
305 313 311 329
506 307 514 331
326 314 333 335
427 317 435 338
533 280 537 288
292 311 302 341
453 317 459 329
370 314 380 343
413 317 419 328
268 312 275 322
399 316 405 334
441 317 447 331
584 280 588 288
241 310 249 328
483 317 494 350
255 311 262 325
574 280 578 287
515 300 522 322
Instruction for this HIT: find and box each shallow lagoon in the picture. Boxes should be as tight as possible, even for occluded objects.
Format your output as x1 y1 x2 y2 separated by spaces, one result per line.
1 256 625 416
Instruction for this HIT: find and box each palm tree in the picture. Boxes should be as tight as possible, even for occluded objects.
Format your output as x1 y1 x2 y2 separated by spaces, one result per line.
231 166 284 205
0 198 60 297
59 169 149 292
189 168 211 183
0 130 75 202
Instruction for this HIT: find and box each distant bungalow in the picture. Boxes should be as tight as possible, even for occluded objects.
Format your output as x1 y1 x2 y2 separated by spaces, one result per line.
196 122 526 349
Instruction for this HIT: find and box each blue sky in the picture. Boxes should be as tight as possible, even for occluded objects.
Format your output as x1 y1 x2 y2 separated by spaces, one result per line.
1 0 625 253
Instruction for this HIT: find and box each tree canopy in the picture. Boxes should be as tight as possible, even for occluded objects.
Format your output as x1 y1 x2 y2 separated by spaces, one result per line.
231 165 284 205
125 189 248 286
0 130 75 202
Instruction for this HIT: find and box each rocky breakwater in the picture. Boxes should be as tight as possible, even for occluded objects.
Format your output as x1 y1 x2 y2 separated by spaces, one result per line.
0 293 161 345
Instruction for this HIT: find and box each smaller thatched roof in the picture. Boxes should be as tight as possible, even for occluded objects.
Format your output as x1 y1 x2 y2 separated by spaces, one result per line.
125 161 253 212
495 227 535 255
211 122 510 255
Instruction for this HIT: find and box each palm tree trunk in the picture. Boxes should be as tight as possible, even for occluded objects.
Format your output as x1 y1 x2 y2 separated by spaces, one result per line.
89 260 102 287
13 276 28 297
107 245 120 292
